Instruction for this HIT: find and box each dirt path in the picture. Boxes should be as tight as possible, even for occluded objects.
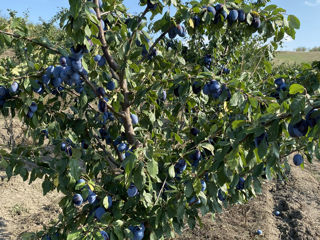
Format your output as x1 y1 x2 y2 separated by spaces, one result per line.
0 159 320 239
0 173 62 240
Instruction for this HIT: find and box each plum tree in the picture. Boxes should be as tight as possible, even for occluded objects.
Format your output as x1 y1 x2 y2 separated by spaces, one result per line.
0 0 313 239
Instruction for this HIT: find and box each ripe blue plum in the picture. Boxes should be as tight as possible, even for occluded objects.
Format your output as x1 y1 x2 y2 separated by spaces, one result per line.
168 26 177 39
254 132 268 148
118 143 128 152
97 87 106 96
29 102 38 113
52 77 62 88
88 192 97 204
274 77 285 86
190 127 200 136
293 154 303 166
175 159 186 175
94 54 102 62
238 9 246 22
73 194 83 206
288 119 308 137
127 184 139 197
106 80 116 90
236 177 245 190
306 109 320 127
130 113 139 125
100 231 109 240
94 207 106 221
218 189 226 201
98 56 107 67
228 10 238 22
207 6 216 15
252 17 261 28
9 82 19 94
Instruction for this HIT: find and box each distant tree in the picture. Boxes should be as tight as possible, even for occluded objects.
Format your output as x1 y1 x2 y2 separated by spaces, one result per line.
295 47 307 52
309 47 320 52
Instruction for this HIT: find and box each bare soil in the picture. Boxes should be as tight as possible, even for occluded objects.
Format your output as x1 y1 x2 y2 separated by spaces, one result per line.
177 159 320 240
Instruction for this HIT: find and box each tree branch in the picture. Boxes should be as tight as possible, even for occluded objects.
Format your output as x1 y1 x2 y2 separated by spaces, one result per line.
94 0 119 76
94 0 139 147
80 72 124 119
0 30 60 54
95 137 122 169
139 30 169 63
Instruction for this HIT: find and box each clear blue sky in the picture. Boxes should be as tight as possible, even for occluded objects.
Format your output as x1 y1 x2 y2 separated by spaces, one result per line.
0 0 319 51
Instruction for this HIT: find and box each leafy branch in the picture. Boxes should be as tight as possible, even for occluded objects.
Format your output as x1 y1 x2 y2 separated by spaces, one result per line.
0 30 61 54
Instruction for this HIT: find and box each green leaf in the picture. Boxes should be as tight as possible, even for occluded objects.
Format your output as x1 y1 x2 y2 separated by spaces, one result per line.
69 0 82 19
42 177 54 195
174 133 183 144
147 160 158 179
69 158 81 180
103 196 111 209
184 181 193 198
199 143 214 154
289 84 305 94
230 92 245 107
169 165 175 178
288 15 300 29
232 120 247 130
67 231 82 240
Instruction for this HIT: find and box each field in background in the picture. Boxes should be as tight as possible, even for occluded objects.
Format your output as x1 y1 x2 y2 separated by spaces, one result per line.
274 51 320 65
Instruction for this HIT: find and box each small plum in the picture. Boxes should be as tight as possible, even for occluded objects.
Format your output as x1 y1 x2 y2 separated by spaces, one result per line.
9 82 19 94
130 113 139 125
238 9 246 22
100 231 109 240
29 102 38 113
293 154 303 166
252 17 261 28
190 127 200 136
97 87 106 96
94 207 106 221
236 177 245 190
73 194 83 206
88 192 97 204
106 80 116 91
118 143 128 152
228 10 238 23
127 184 139 197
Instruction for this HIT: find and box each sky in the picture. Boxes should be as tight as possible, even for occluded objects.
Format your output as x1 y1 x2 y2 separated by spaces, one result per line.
0 0 319 51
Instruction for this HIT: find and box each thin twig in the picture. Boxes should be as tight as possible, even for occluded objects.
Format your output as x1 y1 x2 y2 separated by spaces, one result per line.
155 177 167 204
0 30 60 54
95 137 122 168
139 30 169 63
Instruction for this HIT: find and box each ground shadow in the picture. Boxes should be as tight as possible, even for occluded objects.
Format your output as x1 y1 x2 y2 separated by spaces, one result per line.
0 217 10 240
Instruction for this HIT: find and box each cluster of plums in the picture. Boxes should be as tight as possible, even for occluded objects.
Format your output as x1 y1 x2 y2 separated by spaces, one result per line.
193 4 261 28
27 102 38 118
72 179 113 222
71 179 144 240
168 24 187 39
34 46 88 99
288 108 320 138
0 81 19 107
136 38 157 59
203 79 231 100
